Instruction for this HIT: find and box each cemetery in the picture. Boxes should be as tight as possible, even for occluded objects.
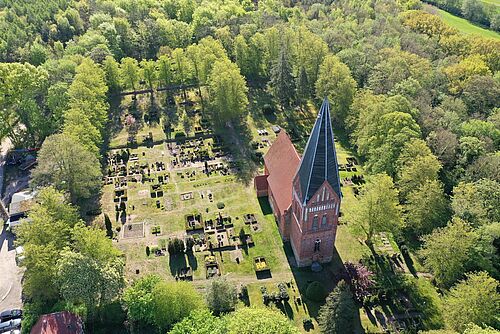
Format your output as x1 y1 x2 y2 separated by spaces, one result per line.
99 89 378 331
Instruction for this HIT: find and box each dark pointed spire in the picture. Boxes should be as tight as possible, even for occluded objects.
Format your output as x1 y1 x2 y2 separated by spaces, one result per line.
295 98 341 204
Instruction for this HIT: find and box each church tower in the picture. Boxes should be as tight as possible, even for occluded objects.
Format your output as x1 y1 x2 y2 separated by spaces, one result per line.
289 98 342 267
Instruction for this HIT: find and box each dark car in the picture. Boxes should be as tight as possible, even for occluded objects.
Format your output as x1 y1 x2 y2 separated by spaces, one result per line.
0 319 21 332
0 310 22 322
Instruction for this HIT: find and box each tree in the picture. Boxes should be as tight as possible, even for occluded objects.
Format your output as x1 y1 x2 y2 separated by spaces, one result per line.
67 58 109 133
461 0 486 24
462 75 500 117
31 133 102 204
225 307 299 334
0 62 49 146
342 262 375 304
71 223 122 264
152 281 205 330
103 56 121 94
170 309 227 334
205 276 237 315
269 45 295 111
315 55 356 125
443 55 491 94
63 108 102 157
16 187 81 301
120 57 140 92
464 324 500 334
208 59 248 125
104 213 113 238
419 219 480 288
57 249 124 319
140 59 158 94
318 281 357 334
451 180 500 226
346 174 402 242
396 139 442 201
443 272 499 332
123 274 162 326
171 48 192 101
405 180 450 237
295 66 310 107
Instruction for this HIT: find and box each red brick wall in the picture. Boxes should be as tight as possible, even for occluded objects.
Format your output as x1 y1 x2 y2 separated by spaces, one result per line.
290 181 340 267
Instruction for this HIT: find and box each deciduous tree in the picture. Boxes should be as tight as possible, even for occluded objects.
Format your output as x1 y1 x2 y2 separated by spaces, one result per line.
346 173 402 242
208 60 248 125
443 272 499 332
315 54 356 125
31 133 102 204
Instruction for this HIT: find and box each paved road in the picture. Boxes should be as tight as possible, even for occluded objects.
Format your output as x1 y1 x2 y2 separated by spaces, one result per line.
0 226 23 310
0 139 22 311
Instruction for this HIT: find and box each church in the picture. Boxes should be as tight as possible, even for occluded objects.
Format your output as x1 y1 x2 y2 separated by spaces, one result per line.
254 98 342 267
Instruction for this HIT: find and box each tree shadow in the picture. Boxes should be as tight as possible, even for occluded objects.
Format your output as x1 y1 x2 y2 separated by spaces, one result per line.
187 252 198 271
169 254 187 276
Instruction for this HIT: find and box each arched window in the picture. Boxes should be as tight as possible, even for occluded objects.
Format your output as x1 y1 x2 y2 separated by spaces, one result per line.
312 216 318 230
321 215 327 226
314 239 321 252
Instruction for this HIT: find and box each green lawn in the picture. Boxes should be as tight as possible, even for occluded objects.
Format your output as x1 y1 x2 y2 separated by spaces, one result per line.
435 7 500 39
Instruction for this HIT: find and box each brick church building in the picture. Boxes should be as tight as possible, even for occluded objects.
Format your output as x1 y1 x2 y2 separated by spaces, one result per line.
254 98 342 267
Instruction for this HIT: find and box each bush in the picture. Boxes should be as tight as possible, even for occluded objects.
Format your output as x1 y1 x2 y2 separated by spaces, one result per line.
206 276 237 314
174 131 186 138
262 104 274 114
217 202 225 209
306 281 327 302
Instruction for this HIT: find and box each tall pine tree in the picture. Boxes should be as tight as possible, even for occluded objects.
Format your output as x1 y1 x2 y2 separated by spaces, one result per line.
318 280 357 334
270 45 295 111
296 65 310 108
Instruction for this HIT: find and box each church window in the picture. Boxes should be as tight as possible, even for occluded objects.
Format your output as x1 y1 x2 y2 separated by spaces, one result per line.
314 239 321 252
321 215 327 226
317 194 320 202
312 216 318 230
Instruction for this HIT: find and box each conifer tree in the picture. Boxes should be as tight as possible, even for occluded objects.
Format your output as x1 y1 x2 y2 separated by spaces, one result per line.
270 45 295 111
318 281 357 334
296 65 310 107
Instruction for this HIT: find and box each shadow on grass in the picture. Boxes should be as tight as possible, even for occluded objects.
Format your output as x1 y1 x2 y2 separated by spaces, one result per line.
169 253 187 276
258 196 273 215
187 252 198 271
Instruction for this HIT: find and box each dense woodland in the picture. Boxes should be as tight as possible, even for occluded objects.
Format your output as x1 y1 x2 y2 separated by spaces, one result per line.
0 0 499 333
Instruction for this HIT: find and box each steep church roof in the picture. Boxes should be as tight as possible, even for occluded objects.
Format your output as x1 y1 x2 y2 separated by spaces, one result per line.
295 98 341 204
263 131 301 215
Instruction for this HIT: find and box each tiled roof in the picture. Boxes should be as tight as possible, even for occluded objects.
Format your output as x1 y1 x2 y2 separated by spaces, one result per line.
295 98 341 203
30 311 84 334
264 131 301 215
254 175 269 192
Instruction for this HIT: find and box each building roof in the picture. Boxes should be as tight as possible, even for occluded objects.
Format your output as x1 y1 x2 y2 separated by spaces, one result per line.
263 131 301 215
254 175 269 193
30 311 84 334
9 190 35 216
295 98 341 204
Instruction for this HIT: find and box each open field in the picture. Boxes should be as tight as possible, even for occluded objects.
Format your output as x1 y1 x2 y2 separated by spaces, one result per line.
431 6 500 38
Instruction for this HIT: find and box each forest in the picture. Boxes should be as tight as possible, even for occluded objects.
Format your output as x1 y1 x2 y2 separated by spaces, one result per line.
0 0 499 333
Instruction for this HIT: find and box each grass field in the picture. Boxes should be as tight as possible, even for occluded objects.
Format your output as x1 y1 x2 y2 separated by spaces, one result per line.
434 6 500 39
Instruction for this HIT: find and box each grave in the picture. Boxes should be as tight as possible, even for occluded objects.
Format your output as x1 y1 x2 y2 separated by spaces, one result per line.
180 192 194 200
123 222 145 238
205 255 220 279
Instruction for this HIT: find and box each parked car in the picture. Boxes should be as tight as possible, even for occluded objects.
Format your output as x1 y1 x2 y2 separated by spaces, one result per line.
0 309 22 322
0 319 21 332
